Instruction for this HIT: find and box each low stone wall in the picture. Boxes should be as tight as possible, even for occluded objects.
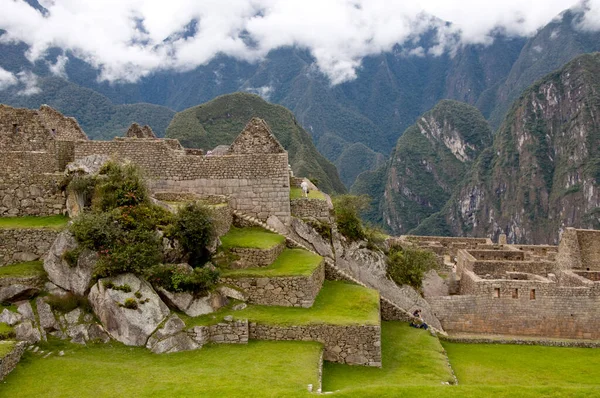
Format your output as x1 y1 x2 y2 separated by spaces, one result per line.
440 334 600 348
188 319 249 345
220 261 324 307
324 261 353 282
229 243 284 268
380 299 413 322
250 323 381 366
0 228 61 265
0 174 66 217
0 341 26 381
290 199 331 221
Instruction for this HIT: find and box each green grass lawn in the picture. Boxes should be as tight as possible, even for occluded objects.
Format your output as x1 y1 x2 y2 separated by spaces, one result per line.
0 215 69 229
0 339 321 397
0 323 15 340
185 280 380 327
0 340 16 358
220 227 285 250
220 249 322 278
323 322 454 392
0 261 45 278
290 187 326 200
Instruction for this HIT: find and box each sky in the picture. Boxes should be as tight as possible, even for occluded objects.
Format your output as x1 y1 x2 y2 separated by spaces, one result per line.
0 0 599 87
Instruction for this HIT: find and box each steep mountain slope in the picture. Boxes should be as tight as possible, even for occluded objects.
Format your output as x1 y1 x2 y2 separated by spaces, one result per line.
0 76 174 139
485 9 600 129
415 53 600 244
353 100 492 234
165 92 346 194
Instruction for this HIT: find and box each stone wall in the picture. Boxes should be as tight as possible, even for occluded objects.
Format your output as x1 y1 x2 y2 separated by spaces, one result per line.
74 139 291 223
290 199 331 221
0 174 66 217
220 261 324 307
380 299 413 322
188 319 249 345
0 341 26 381
0 228 61 265
228 243 285 269
429 288 600 339
250 323 381 366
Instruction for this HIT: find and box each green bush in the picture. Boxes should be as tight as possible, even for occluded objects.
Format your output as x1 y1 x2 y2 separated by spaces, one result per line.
386 246 438 290
306 220 332 242
46 294 91 313
93 162 149 212
333 195 370 241
146 264 219 295
0 322 15 340
171 202 215 266
62 248 82 267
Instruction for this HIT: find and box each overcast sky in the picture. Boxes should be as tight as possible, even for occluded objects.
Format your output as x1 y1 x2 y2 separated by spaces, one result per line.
0 0 599 87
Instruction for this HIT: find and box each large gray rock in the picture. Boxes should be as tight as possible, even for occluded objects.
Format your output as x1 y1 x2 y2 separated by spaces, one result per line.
157 288 226 317
290 218 334 258
88 273 170 346
15 320 41 343
36 297 58 331
146 314 198 354
87 324 111 343
16 301 35 321
0 309 22 326
422 270 449 298
217 286 248 302
44 231 97 295
0 284 39 302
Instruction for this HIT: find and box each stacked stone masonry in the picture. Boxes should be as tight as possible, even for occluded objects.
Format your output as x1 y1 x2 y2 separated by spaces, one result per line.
228 243 285 269
188 320 249 345
0 341 26 381
250 323 381 366
220 261 325 307
290 198 332 221
0 228 61 265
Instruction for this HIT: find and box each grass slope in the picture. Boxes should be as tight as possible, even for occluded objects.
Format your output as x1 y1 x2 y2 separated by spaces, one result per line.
219 227 285 250
0 215 68 229
0 340 321 397
220 249 322 278
165 92 346 194
0 340 16 358
185 281 380 327
290 187 326 200
0 261 45 278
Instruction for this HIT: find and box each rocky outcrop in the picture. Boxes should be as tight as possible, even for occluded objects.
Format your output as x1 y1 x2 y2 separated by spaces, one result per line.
146 314 198 354
288 218 333 258
88 273 170 346
157 288 226 317
44 231 96 295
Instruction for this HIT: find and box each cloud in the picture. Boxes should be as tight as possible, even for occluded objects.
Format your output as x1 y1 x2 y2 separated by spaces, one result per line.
15 71 41 96
47 54 69 78
0 67 18 90
0 0 594 85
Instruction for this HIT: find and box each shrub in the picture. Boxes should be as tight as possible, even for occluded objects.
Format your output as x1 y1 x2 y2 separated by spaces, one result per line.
103 282 132 293
0 322 15 340
171 202 215 266
306 219 332 242
121 298 138 310
134 291 142 299
386 246 438 290
333 195 370 241
62 248 82 267
67 174 97 209
146 264 219 295
114 204 173 232
46 293 91 313
93 162 149 212
71 212 120 251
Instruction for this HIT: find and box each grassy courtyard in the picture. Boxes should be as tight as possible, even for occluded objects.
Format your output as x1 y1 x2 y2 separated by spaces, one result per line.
0 261 45 278
219 227 285 250
290 187 325 200
219 249 322 278
0 215 69 229
184 280 380 327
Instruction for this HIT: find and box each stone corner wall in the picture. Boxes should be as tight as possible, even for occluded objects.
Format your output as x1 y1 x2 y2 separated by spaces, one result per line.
220 260 325 307
290 198 332 221
0 341 26 381
229 243 285 269
188 319 249 345
0 228 61 265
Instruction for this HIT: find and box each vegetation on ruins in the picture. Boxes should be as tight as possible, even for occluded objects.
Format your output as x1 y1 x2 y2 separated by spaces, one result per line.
219 227 286 250
386 246 438 290
45 293 91 314
0 261 45 278
0 215 69 230
220 249 322 278
67 161 219 294
0 323 15 340
333 194 371 241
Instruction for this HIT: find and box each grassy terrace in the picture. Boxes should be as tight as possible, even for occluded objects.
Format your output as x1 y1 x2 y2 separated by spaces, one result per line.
220 248 322 278
0 261 45 278
290 187 326 200
184 281 380 327
220 227 285 250
0 340 322 397
0 215 69 229
0 340 16 359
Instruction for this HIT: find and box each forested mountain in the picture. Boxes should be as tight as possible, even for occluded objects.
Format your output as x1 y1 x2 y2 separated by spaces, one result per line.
413 53 600 244
353 100 492 234
166 92 346 194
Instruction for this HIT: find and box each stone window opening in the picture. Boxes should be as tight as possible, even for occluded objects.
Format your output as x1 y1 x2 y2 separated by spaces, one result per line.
493 288 500 298
530 289 536 300
512 288 519 299
12 123 19 134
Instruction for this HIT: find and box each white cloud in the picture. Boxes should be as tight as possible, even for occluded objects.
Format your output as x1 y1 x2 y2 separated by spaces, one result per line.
0 67 18 90
47 54 69 78
15 71 41 96
245 85 274 101
0 0 595 85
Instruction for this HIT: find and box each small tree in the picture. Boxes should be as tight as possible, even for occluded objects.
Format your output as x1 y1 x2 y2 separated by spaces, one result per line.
93 161 149 212
171 202 215 267
386 246 438 290
333 195 370 241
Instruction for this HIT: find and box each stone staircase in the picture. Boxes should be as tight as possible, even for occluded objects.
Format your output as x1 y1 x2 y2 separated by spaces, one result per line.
231 210 424 329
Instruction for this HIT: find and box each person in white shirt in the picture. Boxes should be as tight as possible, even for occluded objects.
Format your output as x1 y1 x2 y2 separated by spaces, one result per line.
300 180 309 197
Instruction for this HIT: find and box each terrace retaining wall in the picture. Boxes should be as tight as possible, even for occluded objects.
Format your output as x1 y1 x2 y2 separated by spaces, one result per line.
0 341 26 381
0 228 61 265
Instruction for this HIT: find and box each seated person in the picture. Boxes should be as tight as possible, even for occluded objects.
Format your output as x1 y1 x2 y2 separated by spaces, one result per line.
410 309 429 330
